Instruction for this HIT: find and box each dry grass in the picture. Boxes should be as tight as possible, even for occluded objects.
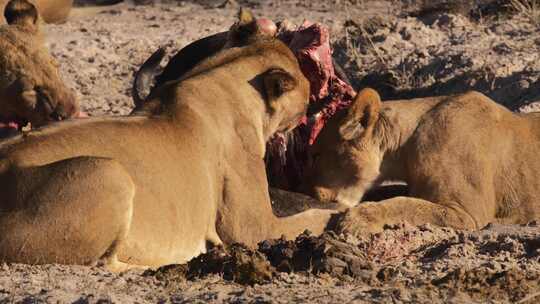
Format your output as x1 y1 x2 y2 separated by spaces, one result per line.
341 18 432 92
394 0 540 26
509 0 540 25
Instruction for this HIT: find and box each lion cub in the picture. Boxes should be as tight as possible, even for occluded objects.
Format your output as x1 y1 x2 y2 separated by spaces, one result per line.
0 0 79 133
306 88 540 234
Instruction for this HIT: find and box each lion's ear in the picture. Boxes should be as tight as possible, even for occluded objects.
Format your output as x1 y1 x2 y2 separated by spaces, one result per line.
227 7 257 46
238 7 255 25
339 88 381 141
263 68 297 102
4 0 38 26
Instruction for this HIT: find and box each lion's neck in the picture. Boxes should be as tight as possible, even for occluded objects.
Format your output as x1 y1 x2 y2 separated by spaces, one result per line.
172 91 267 159
376 97 443 181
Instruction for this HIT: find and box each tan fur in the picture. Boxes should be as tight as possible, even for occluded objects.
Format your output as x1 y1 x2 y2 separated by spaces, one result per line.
0 0 78 127
0 39 339 271
0 0 72 24
306 88 540 234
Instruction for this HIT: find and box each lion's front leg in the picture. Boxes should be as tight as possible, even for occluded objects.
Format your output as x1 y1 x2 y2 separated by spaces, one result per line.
219 168 340 246
337 196 477 236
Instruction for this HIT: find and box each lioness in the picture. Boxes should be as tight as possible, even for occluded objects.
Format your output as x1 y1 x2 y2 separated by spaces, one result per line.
0 0 78 132
0 38 338 271
0 0 72 24
306 88 540 234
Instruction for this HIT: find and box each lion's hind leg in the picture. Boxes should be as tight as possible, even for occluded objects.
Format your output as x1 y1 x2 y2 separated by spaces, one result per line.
0 156 135 269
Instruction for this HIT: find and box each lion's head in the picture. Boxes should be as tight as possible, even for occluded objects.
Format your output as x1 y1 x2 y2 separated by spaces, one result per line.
0 0 79 130
157 37 310 144
303 88 386 206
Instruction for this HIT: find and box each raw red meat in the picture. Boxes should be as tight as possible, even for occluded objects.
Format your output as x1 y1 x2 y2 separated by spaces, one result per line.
266 20 356 190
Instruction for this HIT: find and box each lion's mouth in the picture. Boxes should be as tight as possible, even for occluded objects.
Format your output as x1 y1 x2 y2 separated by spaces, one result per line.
268 113 308 160
0 110 87 138
0 116 24 138
0 115 24 130
0 121 19 130
267 131 289 164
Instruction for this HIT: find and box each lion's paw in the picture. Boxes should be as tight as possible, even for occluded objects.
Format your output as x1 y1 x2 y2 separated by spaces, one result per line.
336 203 386 237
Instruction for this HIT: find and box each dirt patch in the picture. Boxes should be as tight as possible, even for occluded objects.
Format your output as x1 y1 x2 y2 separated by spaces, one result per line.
138 224 540 303
146 244 273 286
0 222 539 302
258 232 372 278
432 267 540 302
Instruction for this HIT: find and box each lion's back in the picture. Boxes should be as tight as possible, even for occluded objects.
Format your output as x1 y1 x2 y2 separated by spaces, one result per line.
409 91 540 205
413 91 519 149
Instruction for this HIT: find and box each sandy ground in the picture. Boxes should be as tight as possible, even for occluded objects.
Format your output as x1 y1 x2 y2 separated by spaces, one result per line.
2 222 540 303
2 0 540 303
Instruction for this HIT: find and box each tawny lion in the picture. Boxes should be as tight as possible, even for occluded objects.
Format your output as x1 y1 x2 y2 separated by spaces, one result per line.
0 37 338 271
306 88 540 234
